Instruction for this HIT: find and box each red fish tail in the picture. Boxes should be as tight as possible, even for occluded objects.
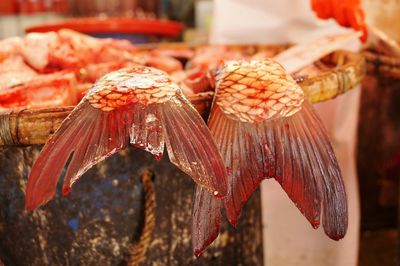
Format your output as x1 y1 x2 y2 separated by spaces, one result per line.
271 100 347 238
192 186 222 257
299 101 348 239
161 93 228 197
208 105 266 225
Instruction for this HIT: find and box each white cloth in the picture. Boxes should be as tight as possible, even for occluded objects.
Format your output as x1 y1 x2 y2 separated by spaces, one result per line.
211 1 360 265
211 0 342 44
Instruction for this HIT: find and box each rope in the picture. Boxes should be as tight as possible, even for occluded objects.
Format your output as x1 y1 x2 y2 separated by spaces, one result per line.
126 170 156 266
0 111 14 145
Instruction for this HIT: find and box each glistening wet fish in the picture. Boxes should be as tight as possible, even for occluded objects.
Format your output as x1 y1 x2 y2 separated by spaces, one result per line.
192 59 348 256
25 66 228 210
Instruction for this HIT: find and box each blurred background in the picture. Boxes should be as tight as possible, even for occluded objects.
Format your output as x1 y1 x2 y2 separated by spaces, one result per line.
0 0 399 265
0 0 205 41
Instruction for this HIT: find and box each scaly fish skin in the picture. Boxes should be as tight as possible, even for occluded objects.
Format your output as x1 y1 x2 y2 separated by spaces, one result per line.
215 59 304 123
86 66 179 111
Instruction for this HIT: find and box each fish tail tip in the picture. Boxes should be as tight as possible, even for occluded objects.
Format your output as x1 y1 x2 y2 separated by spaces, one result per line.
25 199 39 211
311 220 320 229
225 208 241 228
25 187 55 211
25 204 35 211
62 186 71 196
194 249 203 257
325 226 347 240
153 152 163 161
228 218 238 228
329 234 343 241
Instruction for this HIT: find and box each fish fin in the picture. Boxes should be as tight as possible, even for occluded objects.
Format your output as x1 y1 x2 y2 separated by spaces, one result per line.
208 101 347 238
61 103 133 195
161 93 227 197
269 102 322 229
129 103 165 160
208 105 267 225
298 101 348 239
25 101 130 210
270 100 347 238
192 186 222 257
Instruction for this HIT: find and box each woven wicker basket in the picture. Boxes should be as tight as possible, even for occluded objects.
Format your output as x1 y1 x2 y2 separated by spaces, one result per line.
0 45 365 146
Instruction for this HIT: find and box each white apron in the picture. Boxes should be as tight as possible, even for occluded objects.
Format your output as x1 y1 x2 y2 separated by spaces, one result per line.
211 1 360 265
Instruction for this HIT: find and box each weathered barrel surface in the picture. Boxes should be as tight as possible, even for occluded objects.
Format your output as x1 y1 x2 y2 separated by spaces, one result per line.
358 74 400 229
0 146 263 265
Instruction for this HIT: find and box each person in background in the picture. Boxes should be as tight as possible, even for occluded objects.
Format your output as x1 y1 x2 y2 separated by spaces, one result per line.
211 0 366 265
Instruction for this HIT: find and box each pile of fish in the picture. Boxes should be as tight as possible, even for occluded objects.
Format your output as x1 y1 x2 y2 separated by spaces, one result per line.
0 29 230 110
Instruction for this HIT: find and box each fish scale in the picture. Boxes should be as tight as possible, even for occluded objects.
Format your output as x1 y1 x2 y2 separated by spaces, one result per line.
86 66 179 111
215 59 304 123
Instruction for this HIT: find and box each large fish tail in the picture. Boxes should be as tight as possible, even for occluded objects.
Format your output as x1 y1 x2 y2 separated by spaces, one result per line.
27 92 228 210
208 101 347 239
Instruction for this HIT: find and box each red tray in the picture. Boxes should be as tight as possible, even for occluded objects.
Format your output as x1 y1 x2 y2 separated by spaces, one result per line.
25 17 184 38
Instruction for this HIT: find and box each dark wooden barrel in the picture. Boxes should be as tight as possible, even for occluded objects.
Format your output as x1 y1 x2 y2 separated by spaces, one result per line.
0 146 263 265
358 51 400 229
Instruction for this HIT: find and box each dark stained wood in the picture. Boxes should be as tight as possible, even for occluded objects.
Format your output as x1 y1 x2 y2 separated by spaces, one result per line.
357 75 400 229
359 229 397 266
0 146 263 265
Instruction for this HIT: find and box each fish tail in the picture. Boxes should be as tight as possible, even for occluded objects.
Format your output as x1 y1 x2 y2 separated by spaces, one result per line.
298 101 348 239
271 100 348 239
192 186 222 257
161 93 228 197
208 105 267 225
208 101 348 240
26 93 228 211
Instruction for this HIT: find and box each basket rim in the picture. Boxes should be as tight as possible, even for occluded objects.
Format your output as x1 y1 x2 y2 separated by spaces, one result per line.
0 47 365 146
